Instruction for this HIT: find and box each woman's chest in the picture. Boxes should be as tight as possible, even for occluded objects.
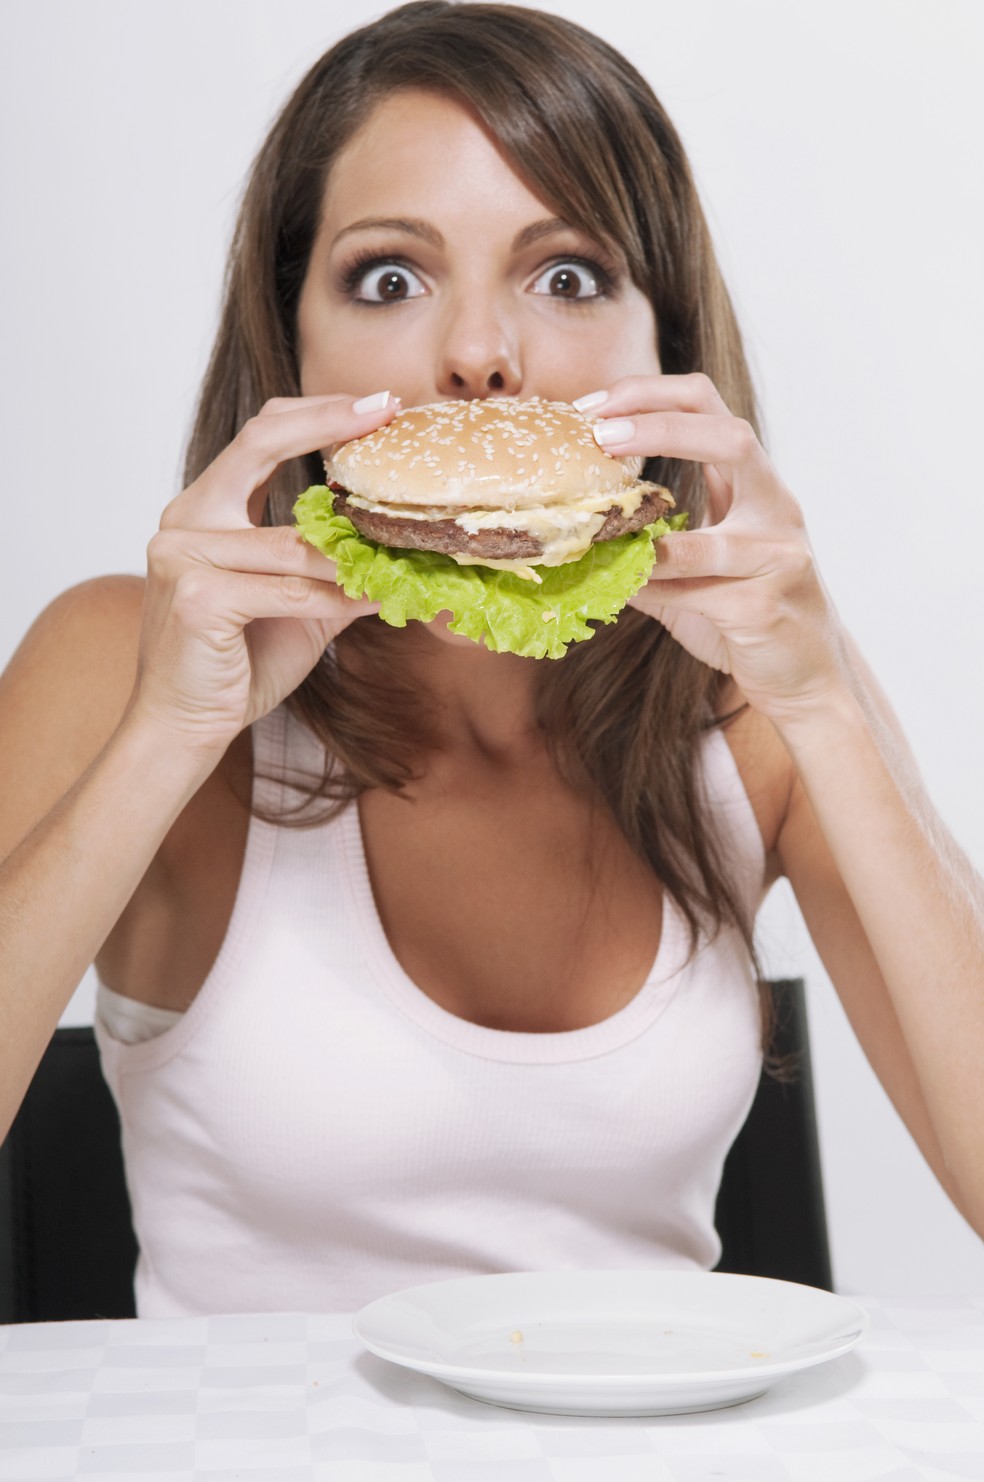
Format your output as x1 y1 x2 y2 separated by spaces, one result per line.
357 762 663 1033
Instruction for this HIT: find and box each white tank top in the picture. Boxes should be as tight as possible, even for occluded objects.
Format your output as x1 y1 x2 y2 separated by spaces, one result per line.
95 703 767 1317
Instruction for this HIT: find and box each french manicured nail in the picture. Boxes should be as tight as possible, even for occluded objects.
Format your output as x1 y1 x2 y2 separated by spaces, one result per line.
353 390 394 414
593 417 636 447
572 390 609 414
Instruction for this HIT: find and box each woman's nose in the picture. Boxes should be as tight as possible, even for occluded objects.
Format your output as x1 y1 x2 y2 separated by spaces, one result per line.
435 295 522 399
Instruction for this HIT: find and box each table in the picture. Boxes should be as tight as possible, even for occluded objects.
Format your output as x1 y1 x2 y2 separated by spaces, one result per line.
1 1296 983 1481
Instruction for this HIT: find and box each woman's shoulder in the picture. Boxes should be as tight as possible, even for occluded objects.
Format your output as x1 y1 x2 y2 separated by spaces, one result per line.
11 572 145 693
0 575 251 1007
29 572 146 628
0 569 250 883
0 575 147 857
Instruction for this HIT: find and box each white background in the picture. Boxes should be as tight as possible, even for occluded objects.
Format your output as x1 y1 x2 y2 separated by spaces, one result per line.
1 0 982 1296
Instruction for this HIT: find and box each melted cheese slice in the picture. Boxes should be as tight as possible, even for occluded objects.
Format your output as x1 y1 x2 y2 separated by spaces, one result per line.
344 480 668 579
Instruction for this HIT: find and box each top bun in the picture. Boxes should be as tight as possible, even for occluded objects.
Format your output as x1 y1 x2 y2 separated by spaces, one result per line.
326 396 644 511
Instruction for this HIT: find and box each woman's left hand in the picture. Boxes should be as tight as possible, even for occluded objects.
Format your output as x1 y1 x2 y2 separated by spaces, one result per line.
579 381 984 1239
581 374 847 724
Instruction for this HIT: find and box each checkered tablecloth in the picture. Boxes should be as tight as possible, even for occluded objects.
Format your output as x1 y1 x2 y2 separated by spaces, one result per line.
1 1296 982 1480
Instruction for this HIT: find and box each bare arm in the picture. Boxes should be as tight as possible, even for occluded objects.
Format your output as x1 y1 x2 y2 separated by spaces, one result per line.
0 584 217 1134
0 392 400 1141
773 670 984 1230
590 371 984 1235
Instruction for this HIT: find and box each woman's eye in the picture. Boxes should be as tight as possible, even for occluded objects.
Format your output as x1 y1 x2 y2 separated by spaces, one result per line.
531 260 606 301
351 261 427 304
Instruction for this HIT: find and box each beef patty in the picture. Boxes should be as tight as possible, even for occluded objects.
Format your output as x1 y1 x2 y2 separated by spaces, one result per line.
330 486 672 561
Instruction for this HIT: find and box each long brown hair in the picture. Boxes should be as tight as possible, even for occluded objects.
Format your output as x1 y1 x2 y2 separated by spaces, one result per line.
183 1 777 1055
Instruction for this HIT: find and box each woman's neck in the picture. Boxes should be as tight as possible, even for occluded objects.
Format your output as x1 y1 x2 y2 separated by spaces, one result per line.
388 618 544 761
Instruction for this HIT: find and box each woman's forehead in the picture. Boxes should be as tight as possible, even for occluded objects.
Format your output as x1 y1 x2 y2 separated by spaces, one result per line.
321 89 555 232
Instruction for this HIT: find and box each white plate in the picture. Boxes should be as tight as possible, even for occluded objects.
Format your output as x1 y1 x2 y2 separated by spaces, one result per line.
353 1269 867 1416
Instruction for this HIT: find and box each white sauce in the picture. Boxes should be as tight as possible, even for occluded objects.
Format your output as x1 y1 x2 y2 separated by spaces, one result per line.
343 483 653 576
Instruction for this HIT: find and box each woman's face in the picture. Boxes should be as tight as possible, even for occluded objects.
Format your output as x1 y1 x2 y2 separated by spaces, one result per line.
296 88 661 408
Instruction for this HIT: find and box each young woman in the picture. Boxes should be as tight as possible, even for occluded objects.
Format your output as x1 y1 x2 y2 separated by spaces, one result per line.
1 1 981 1316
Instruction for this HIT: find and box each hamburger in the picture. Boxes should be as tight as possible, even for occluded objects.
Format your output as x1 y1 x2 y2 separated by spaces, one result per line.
293 397 684 660
325 398 673 578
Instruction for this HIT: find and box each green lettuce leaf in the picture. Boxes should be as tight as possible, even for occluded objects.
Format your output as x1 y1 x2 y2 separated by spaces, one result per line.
293 485 687 660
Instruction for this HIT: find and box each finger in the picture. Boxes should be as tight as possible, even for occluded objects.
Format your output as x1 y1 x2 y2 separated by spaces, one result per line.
574 371 732 420
147 523 344 585
703 462 734 526
258 393 352 414
628 592 733 673
163 392 401 534
169 566 378 630
646 528 768 583
592 410 767 474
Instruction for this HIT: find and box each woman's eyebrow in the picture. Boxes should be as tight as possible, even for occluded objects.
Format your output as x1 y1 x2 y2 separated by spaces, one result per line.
511 217 579 251
331 217 444 250
329 216 579 252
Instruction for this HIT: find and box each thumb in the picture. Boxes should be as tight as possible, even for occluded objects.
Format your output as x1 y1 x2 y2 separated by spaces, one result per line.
632 596 732 672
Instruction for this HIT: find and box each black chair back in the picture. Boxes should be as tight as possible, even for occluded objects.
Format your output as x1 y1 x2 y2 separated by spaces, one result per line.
0 1028 137 1322
714 978 833 1289
0 978 830 1323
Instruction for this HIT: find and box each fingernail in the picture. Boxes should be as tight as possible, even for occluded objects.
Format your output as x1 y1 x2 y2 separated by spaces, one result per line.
593 417 636 447
572 390 609 414
353 390 394 415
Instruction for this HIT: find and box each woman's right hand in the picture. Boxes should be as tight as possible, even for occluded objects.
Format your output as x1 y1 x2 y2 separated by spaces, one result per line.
129 391 400 758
